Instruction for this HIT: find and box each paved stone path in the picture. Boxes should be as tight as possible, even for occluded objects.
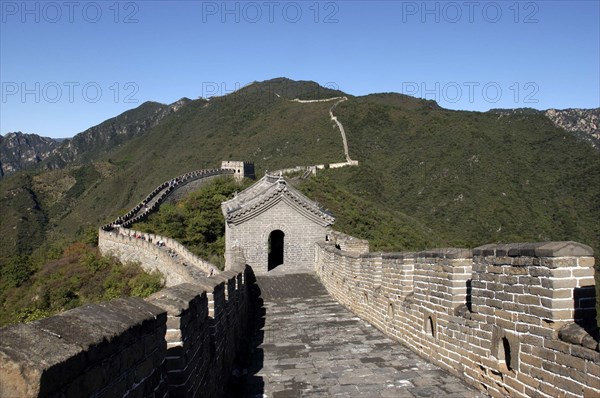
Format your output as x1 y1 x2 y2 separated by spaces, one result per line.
242 273 485 398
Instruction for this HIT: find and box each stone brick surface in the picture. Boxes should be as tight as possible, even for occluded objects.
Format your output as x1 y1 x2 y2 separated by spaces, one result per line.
316 236 600 398
0 298 167 398
240 273 485 398
223 176 333 274
4 165 599 398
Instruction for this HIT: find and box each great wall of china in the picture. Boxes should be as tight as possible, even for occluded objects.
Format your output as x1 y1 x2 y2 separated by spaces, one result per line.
272 96 359 177
317 231 599 398
0 94 598 397
1 162 597 397
0 163 256 397
96 166 248 285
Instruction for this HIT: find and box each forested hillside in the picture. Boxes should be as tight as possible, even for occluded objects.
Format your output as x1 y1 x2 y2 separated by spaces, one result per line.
1 78 598 326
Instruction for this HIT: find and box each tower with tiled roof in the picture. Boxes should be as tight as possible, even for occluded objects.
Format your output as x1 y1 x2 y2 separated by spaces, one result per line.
221 173 335 273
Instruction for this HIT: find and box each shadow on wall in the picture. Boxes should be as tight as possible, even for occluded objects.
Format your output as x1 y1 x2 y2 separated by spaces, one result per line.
574 285 599 336
226 270 266 396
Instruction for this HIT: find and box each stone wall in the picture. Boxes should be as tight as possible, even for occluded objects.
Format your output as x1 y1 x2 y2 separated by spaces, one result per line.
0 263 254 398
221 161 255 181
101 168 235 231
146 263 252 397
315 231 599 398
164 174 222 204
226 200 329 274
98 228 217 287
0 298 168 398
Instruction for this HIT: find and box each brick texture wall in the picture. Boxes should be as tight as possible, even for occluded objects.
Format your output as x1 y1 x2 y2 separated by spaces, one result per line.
315 231 599 398
226 200 329 274
0 264 255 398
98 228 217 287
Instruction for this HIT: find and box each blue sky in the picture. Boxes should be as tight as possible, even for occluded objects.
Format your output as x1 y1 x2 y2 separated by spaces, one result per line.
1 0 599 138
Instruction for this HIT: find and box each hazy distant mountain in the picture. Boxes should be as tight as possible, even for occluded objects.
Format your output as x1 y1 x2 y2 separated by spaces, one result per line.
0 132 60 177
0 98 191 177
544 108 600 149
45 98 192 168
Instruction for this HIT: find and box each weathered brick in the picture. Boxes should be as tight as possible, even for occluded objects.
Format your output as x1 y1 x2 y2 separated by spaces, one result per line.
577 257 595 268
554 375 586 395
518 295 541 305
504 375 525 394
571 344 600 361
520 352 542 367
588 361 600 378
583 386 600 398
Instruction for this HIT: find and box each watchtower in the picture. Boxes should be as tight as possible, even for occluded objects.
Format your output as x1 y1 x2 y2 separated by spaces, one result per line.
221 174 334 274
221 161 255 181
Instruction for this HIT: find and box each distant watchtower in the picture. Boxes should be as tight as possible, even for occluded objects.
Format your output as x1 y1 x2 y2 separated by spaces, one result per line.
221 161 255 181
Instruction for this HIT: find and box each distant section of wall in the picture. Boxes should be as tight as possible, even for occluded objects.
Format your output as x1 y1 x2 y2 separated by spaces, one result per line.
328 160 359 168
221 161 255 181
0 263 255 398
271 165 323 178
164 174 222 204
102 168 236 231
316 233 600 398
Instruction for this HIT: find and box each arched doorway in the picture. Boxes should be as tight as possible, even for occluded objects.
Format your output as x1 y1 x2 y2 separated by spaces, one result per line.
268 230 285 271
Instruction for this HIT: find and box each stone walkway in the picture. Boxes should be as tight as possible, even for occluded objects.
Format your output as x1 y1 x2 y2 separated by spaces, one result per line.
241 273 485 398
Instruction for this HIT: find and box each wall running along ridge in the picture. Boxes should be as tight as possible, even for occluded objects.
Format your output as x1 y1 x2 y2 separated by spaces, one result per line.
98 228 217 286
98 166 245 283
1 165 256 397
1 164 598 398
315 231 599 398
100 168 236 231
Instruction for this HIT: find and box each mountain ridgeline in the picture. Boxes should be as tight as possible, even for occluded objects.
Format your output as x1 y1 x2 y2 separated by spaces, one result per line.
1 78 599 270
0 132 60 177
0 99 191 177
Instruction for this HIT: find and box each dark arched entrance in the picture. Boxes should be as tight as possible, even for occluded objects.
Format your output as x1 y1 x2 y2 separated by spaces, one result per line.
268 230 285 271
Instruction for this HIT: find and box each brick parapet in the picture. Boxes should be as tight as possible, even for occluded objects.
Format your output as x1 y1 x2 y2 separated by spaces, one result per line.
101 168 235 231
0 263 253 398
98 228 216 287
315 234 600 398
0 298 168 398
327 230 370 253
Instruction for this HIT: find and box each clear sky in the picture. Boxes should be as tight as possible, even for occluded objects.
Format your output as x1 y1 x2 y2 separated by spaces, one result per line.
1 0 599 138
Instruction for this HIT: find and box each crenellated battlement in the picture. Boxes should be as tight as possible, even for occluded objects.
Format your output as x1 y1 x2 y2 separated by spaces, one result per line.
0 260 254 398
0 164 257 397
1 165 598 398
101 168 237 231
98 227 218 286
98 163 254 285
315 232 599 398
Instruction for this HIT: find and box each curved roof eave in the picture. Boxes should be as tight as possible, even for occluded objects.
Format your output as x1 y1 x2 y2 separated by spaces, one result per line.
225 182 335 226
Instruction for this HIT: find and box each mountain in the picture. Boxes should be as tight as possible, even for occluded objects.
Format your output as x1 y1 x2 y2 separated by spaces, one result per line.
0 132 60 177
0 98 191 177
44 99 191 168
1 78 598 268
544 108 600 149
489 107 600 149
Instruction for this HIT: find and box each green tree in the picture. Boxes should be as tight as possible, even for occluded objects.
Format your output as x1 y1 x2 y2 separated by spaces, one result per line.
2 255 35 288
